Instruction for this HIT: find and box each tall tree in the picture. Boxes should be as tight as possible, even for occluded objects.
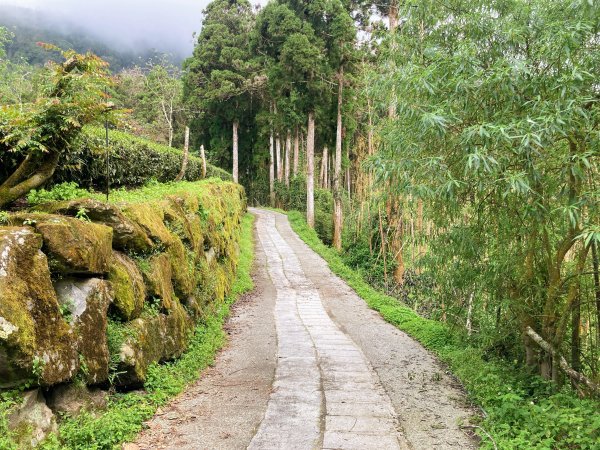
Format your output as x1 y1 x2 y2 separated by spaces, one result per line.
184 0 255 183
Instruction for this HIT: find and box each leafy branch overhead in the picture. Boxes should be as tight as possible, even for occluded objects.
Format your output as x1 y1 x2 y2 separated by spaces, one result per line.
0 45 118 208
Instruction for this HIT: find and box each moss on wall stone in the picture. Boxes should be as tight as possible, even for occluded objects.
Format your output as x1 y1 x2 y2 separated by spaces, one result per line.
0 227 78 388
1 180 246 392
108 251 146 321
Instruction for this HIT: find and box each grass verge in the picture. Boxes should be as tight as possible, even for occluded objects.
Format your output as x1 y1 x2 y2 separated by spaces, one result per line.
287 210 600 450
33 212 255 450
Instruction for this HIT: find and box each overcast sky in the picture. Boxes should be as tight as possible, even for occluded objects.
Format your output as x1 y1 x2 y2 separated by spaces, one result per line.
0 0 268 57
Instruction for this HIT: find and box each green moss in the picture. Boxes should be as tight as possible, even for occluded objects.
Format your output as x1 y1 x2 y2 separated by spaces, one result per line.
0 227 78 387
108 252 145 321
121 203 173 248
37 213 254 449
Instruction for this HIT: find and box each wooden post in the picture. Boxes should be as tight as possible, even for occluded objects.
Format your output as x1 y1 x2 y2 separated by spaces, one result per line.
200 144 207 178
175 126 190 182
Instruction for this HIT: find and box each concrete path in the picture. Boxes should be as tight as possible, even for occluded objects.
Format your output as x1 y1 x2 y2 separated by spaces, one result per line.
133 209 477 450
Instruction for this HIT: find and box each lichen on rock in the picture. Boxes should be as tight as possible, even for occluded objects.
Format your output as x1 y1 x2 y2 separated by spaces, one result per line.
0 227 78 388
36 198 153 253
108 251 146 321
54 278 113 385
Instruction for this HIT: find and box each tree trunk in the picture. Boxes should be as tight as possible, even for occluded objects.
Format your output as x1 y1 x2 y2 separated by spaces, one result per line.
274 134 282 182
232 120 239 183
592 241 600 343
306 112 315 228
293 127 299 177
333 68 344 251
466 292 474 336
285 129 291 187
571 294 581 382
389 0 398 32
526 326 599 395
0 152 60 209
320 147 328 189
269 127 275 207
175 126 190 182
200 144 207 178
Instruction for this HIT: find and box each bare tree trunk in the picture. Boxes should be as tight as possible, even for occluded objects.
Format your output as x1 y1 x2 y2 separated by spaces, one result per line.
0 152 60 209
200 144 207 178
592 241 600 343
320 147 328 189
175 126 190 182
276 134 282 182
232 120 239 183
269 127 275 207
293 127 299 177
526 326 599 395
333 68 344 251
571 294 581 383
466 292 474 336
389 0 398 31
306 112 315 228
285 129 291 187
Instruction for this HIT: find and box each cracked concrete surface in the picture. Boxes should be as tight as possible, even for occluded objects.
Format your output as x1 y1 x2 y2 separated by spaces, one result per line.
132 209 477 450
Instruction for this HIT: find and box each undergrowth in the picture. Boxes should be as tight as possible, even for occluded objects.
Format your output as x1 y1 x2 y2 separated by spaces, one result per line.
287 210 600 450
32 213 255 450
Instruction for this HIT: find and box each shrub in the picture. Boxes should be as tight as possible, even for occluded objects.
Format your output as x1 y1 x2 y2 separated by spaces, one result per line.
53 126 232 190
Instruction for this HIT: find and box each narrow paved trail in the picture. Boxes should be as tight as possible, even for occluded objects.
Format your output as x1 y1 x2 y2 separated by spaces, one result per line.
133 209 477 450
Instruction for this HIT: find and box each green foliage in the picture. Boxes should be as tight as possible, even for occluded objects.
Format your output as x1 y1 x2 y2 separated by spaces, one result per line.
39 213 254 449
27 182 90 206
288 210 600 449
52 126 231 190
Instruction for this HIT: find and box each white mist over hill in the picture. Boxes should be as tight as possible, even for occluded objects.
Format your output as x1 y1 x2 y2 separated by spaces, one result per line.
0 0 267 59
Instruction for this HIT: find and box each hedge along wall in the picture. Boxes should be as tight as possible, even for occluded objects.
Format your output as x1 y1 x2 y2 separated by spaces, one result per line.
0 179 245 392
0 126 232 191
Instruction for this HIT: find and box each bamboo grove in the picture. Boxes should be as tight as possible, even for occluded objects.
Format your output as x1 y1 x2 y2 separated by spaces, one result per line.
181 0 600 395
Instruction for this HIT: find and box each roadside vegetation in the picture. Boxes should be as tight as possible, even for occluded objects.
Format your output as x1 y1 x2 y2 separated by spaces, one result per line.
0 212 254 449
289 211 599 449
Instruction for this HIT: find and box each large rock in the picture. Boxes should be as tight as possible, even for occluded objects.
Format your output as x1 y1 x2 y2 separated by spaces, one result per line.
54 278 112 384
0 227 78 388
162 196 204 252
46 384 108 417
108 251 146 321
140 253 177 312
167 236 196 300
121 203 174 248
36 199 153 252
11 214 113 275
115 301 192 386
8 389 57 448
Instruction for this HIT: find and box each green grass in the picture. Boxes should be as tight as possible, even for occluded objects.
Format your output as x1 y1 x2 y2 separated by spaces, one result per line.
287 210 600 450
4 212 255 450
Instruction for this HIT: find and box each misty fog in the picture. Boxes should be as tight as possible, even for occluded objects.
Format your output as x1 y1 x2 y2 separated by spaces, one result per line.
0 0 267 59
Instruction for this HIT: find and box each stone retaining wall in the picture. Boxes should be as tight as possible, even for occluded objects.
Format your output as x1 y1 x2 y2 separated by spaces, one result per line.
0 181 245 391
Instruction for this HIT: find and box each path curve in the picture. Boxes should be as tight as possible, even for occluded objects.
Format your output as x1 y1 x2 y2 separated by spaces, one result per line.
133 209 477 450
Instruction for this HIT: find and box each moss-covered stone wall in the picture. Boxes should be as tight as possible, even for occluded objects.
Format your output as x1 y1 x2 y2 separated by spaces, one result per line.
0 180 245 390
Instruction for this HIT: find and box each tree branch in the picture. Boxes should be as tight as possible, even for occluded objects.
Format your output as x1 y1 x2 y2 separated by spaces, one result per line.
525 326 599 396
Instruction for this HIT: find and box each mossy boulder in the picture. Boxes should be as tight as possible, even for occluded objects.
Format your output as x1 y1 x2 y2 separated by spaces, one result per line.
54 278 113 385
115 301 192 386
0 227 78 388
8 389 57 449
121 203 174 248
36 199 153 252
162 195 204 252
139 253 177 312
108 251 145 321
10 214 113 275
167 236 196 300
46 384 108 417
